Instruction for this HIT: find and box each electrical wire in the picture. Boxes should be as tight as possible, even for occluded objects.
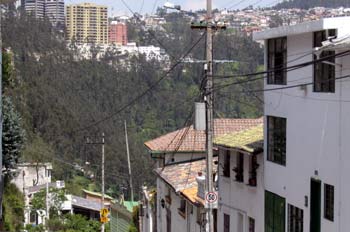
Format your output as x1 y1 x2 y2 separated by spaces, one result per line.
215 74 350 95
120 0 177 61
72 32 206 134
213 50 350 79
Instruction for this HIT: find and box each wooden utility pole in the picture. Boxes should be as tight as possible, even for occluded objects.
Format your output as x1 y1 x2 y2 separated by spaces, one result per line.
101 133 105 232
86 133 105 232
124 120 134 202
190 0 225 231
205 0 214 231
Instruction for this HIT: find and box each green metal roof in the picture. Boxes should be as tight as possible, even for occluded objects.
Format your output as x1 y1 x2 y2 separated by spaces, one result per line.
214 124 264 153
123 201 138 213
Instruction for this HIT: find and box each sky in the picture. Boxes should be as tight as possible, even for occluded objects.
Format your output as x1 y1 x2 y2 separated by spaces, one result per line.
67 0 283 17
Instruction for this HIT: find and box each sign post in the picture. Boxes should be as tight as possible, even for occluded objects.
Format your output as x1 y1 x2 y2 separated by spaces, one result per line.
100 208 109 223
205 191 218 209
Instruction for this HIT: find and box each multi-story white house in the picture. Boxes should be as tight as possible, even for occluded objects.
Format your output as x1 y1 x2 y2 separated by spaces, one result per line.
215 124 264 232
143 104 262 232
253 17 350 232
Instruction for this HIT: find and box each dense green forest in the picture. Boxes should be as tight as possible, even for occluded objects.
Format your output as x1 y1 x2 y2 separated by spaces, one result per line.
2 8 263 201
275 0 350 9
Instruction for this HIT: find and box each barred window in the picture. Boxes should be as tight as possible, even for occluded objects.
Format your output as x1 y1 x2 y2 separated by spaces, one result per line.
324 184 334 221
267 116 287 166
267 37 287 85
288 204 303 232
313 30 337 93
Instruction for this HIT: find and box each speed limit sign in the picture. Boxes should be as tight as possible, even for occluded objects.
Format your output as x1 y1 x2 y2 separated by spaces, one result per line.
205 191 218 209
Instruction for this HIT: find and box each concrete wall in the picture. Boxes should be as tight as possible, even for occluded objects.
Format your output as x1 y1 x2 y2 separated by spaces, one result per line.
12 163 52 192
218 149 264 232
264 25 350 232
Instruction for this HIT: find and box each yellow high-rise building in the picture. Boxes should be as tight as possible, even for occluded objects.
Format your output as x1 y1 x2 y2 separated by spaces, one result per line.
66 3 108 44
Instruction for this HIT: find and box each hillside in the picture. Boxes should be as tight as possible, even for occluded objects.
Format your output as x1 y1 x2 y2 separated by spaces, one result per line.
3 10 264 199
274 0 350 9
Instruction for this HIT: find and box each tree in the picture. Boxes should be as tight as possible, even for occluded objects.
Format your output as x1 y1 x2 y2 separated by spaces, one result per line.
2 183 24 232
30 187 66 216
2 96 25 176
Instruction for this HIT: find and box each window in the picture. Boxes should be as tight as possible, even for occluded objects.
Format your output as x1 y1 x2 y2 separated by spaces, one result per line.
249 217 255 232
324 184 334 221
267 37 287 85
46 169 51 177
196 207 202 225
224 214 230 232
165 187 172 205
267 116 286 166
313 30 336 93
249 155 259 186
265 191 286 232
288 204 303 232
234 153 244 182
178 199 186 218
223 150 230 178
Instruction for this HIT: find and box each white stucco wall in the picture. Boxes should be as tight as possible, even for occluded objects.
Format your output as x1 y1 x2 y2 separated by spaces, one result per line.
263 21 350 232
218 149 264 232
156 178 202 232
12 163 52 192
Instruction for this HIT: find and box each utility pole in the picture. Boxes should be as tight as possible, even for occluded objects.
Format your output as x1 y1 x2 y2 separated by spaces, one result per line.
101 133 105 232
205 0 214 231
190 0 225 231
86 133 105 232
124 120 134 202
46 182 50 222
0 7 3 229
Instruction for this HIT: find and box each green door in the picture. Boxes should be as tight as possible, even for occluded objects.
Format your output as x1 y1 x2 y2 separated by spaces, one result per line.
310 179 321 232
265 191 285 232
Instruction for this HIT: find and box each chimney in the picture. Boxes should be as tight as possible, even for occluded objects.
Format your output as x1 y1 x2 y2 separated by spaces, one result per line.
194 102 206 130
196 172 206 199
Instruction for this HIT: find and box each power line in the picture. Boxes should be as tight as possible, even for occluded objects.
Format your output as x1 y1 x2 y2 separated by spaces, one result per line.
213 50 350 80
120 0 177 61
227 0 245 10
73 32 206 134
215 74 350 94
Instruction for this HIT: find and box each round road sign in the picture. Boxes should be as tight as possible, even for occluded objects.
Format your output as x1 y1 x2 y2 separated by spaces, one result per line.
205 191 218 204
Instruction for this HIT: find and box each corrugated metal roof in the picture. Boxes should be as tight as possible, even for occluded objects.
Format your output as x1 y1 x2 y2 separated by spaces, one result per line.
71 195 101 211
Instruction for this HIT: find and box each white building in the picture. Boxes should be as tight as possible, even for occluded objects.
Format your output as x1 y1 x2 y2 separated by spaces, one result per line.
143 104 263 232
215 125 264 232
12 162 52 192
153 159 208 232
253 17 350 232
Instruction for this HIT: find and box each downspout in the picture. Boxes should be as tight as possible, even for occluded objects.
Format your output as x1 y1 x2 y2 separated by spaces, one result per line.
338 57 343 232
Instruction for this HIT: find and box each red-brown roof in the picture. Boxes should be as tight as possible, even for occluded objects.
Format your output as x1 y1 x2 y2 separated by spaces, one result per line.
154 158 217 192
145 118 263 153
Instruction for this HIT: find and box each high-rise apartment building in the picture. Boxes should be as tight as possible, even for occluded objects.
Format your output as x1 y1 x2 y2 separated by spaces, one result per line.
45 0 65 28
66 3 108 44
22 0 45 19
22 0 64 28
108 21 128 45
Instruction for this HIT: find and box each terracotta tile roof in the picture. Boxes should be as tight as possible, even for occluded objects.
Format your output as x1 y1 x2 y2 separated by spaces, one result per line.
154 158 217 193
145 118 263 153
180 186 205 206
214 124 264 154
